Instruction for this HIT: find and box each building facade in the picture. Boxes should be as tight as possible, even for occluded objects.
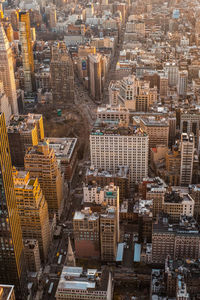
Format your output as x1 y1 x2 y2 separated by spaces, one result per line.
85 166 130 200
90 125 148 185
0 113 26 299
50 46 74 107
152 216 200 264
13 170 51 261
100 207 118 261
24 239 41 272
180 133 194 186
88 53 102 101
0 24 18 114
24 141 63 218
73 209 100 259
8 114 44 167
19 12 34 93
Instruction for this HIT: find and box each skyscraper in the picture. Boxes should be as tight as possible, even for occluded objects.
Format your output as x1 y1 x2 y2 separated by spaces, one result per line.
8 114 44 167
177 70 188 96
13 169 51 261
88 53 102 101
180 133 194 186
0 24 18 114
19 11 34 93
24 141 63 218
0 113 26 298
0 81 11 125
50 46 74 107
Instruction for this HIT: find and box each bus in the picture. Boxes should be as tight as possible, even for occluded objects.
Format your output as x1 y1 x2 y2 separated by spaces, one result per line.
58 255 62 265
48 282 54 295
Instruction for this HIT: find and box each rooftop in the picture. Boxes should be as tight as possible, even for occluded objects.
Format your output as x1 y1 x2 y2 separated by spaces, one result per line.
56 266 109 293
8 114 42 133
48 137 77 160
146 177 168 192
153 215 200 235
97 105 129 114
86 166 129 179
73 208 99 221
91 122 148 137
133 199 153 216
164 192 192 204
140 116 169 127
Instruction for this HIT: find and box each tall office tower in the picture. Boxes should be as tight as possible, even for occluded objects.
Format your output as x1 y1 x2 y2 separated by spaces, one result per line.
100 207 117 261
13 169 51 261
165 146 181 186
24 141 63 218
180 111 200 149
50 46 74 107
180 133 194 186
90 125 148 186
88 53 102 101
164 62 179 86
177 70 188 96
0 81 11 125
159 75 168 98
8 114 44 167
0 113 26 299
0 24 18 114
19 11 34 93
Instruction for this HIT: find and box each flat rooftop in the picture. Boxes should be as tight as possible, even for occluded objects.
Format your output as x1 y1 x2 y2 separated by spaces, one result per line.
164 192 192 204
153 216 200 235
48 137 77 160
134 199 153 216
13 171 37 190
56 266 109 293
91 122 148 137
73 209 99 221
8 114 42 133
97 105 129 114
86 166 129 179
146 177 168 192
140 116 169 127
